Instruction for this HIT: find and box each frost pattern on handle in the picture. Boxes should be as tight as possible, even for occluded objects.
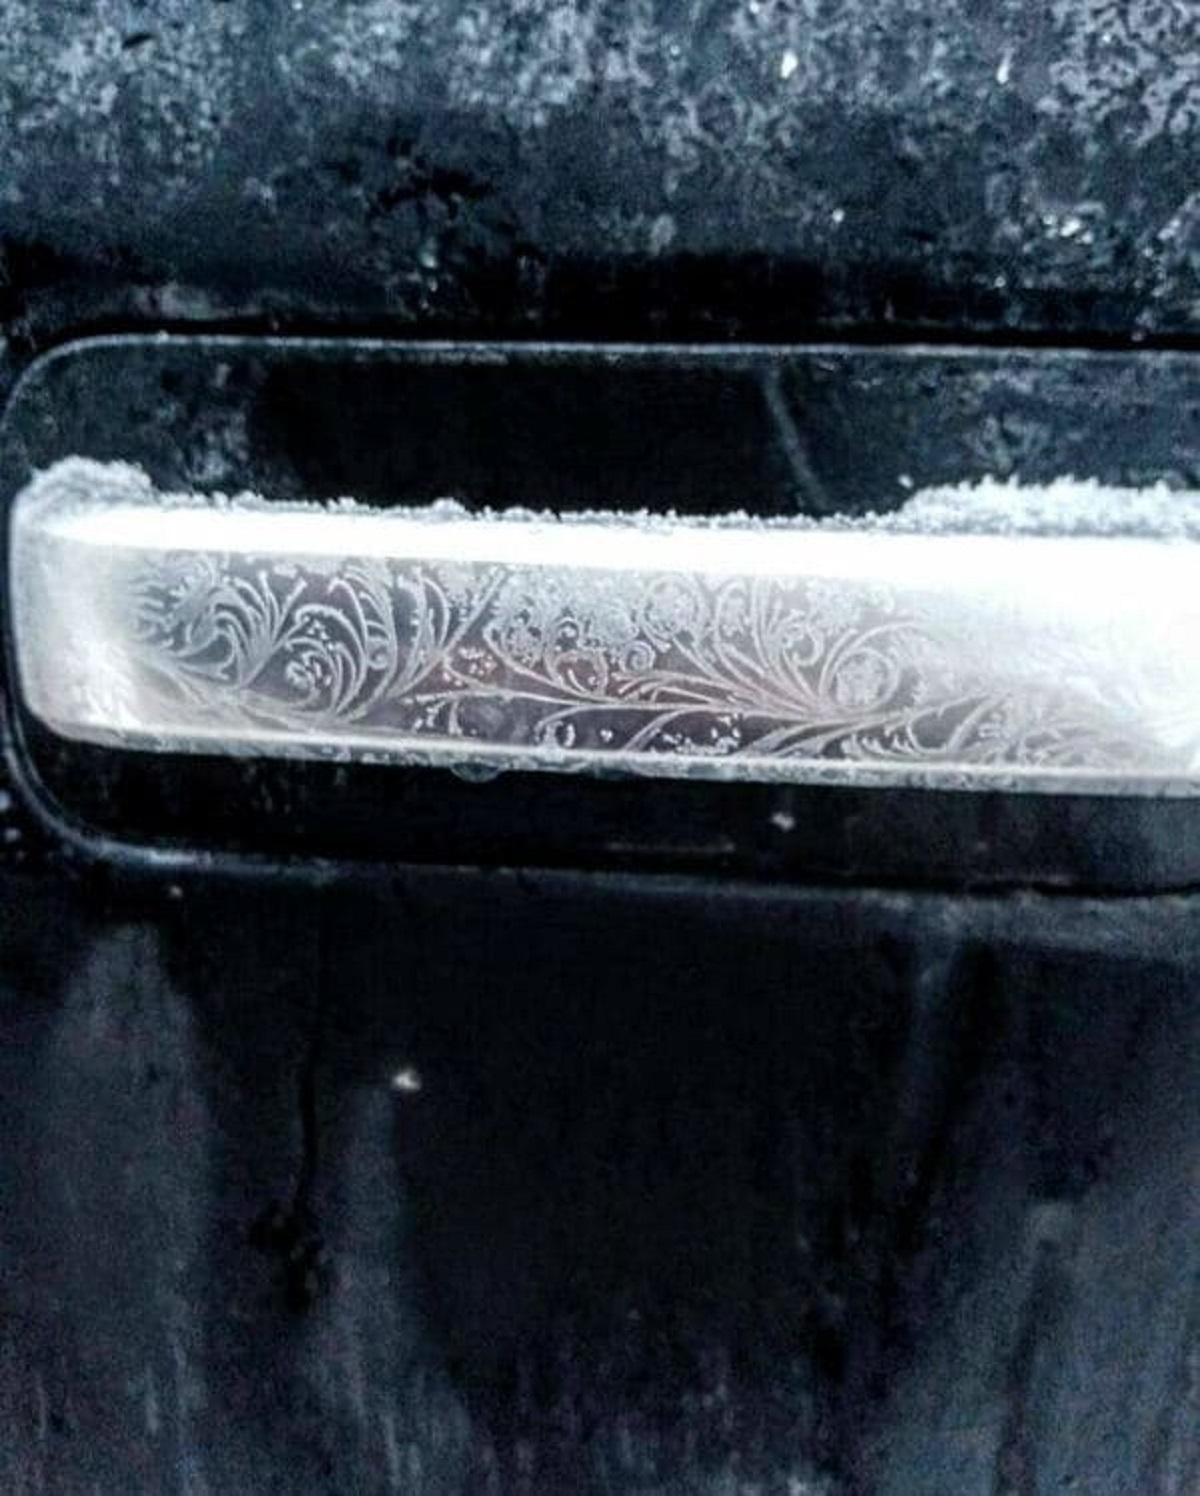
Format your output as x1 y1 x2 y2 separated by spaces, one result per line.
13 459 1200 793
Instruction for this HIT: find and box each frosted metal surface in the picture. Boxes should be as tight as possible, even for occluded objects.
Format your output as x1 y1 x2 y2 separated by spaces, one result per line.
12 459 1200 794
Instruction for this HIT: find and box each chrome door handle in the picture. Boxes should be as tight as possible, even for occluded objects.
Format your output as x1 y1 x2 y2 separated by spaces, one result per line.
12 457 1200 794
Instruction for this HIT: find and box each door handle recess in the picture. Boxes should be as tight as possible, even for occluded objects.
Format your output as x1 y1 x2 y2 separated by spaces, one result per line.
12 457 1200 795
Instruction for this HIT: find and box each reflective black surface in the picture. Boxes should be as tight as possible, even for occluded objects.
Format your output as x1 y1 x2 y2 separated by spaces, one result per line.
1 867 1196 1493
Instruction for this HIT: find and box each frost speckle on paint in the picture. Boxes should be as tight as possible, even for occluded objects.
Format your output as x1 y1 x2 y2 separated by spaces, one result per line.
0 0 245 199
648 212 676 253
1043 0 1200 144
445 1 598 130
304 0 426 100
0 0 1197 335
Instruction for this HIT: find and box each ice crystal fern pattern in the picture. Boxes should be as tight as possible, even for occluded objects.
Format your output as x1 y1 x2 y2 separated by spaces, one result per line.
119 547 1151 779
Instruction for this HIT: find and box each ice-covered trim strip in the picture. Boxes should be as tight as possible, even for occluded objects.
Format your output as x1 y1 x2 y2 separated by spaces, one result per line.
12 459 1200 794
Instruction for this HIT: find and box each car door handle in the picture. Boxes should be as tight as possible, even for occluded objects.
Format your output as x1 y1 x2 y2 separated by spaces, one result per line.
12 456 1200 795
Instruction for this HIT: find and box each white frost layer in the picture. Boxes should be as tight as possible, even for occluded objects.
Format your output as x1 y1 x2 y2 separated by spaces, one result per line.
19 456 1200 542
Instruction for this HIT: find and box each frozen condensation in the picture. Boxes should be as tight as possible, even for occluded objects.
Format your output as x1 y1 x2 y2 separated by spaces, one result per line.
12 458 1200 795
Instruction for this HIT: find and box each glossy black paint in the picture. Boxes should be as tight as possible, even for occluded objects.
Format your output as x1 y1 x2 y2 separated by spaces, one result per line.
1 867 1197 1493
